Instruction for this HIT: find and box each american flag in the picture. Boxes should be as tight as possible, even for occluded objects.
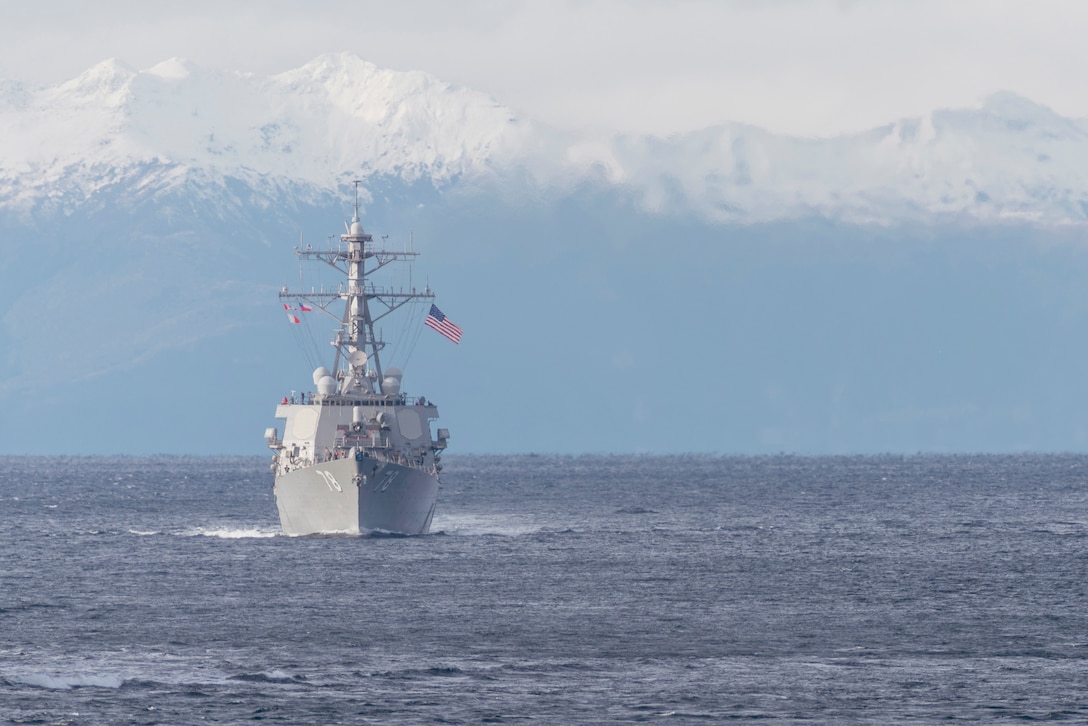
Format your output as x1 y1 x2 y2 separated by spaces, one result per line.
425 304 463 344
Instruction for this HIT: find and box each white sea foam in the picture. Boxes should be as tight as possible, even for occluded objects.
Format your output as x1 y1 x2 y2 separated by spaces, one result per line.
188 527 279 539
13 673 124 689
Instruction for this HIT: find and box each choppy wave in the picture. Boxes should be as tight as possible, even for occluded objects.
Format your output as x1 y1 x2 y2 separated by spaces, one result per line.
7 455 1088 722
10 672 125 690
614 506 658 515
429 514 546 537
228 669 303 683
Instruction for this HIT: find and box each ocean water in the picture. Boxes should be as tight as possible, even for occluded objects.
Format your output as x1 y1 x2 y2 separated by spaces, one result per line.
2 454 1088 724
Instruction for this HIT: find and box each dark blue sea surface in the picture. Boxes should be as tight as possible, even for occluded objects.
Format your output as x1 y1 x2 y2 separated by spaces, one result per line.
2 454 1088 723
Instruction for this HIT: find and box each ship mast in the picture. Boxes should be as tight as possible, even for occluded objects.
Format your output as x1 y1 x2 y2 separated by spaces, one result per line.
280 180 434 395
341 181 379 379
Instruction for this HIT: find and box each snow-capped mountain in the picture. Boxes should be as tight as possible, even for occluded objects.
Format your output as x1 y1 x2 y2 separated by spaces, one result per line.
2 54 1088 225
620 91 1088 224
0 54 539 214
6 55 1088 457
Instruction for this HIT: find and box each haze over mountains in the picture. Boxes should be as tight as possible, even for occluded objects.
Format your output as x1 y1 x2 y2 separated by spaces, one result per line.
2 54 1088 455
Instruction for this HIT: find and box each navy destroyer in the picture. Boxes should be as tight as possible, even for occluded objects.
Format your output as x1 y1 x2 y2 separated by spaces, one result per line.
264 185 452 535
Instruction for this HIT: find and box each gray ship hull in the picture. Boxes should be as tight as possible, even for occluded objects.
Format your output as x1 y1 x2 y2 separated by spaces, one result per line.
273 457 439 536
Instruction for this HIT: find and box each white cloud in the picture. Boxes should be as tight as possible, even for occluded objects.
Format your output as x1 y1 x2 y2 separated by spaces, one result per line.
2 0 1087 137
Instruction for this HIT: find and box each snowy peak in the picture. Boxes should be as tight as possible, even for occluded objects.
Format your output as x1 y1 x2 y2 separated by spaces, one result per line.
598 91 1088 225
977 91 1071 130
0 53 531 210
145 57 198 80
52 58 136 105
286 52 510 128
268 53 530 181
867 93 1088 223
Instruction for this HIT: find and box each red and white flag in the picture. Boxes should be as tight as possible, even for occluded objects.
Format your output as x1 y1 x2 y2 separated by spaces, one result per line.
286 313 301 324
424 304 463 344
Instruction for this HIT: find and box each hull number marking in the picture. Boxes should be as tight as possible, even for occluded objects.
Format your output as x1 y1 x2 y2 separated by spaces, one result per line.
317 469 343 492
375 471 397 492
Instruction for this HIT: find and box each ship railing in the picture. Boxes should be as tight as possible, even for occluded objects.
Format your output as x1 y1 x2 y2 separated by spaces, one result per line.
283 447 437 476
282 391 435 408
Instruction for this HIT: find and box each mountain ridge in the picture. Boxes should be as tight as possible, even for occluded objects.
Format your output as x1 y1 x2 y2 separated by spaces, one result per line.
3 55 1088 225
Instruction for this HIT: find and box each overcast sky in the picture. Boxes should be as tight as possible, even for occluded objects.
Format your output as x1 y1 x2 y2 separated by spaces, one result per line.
1 0 1085 137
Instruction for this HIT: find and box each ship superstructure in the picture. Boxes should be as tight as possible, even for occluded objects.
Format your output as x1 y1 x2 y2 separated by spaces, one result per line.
264 184 449 535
